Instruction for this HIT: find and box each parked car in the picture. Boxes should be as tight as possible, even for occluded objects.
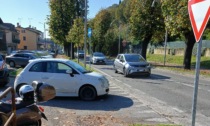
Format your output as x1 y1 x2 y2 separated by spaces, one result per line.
0 54 10 87
90 52 106 64
14 58 109 100
75 50 84 58
113 54 151 77
5 53 38 68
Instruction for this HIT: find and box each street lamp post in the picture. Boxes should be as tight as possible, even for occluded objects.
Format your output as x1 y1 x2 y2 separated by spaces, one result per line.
39 22 46 50
118 21 121 54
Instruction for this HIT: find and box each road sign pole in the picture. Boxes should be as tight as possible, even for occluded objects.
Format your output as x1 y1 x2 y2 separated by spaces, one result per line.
191 38 202 126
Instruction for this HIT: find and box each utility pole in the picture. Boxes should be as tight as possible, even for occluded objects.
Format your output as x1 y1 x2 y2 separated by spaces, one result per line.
84 0 87 67
39 22 46 50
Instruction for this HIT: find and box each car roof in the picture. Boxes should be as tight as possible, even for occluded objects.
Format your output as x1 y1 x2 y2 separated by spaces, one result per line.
29 58 70 63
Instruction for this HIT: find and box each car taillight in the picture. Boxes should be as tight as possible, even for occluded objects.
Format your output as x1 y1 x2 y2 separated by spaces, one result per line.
38 106 44 112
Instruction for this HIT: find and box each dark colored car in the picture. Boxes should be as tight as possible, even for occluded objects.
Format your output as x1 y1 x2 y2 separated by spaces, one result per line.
0 54 10 87
113 54 151 77
5 53 38 68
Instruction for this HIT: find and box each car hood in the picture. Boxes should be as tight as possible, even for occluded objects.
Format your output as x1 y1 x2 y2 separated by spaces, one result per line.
85 71 104 78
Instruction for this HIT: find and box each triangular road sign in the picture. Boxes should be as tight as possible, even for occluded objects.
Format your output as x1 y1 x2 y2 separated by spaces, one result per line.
188 0 210 42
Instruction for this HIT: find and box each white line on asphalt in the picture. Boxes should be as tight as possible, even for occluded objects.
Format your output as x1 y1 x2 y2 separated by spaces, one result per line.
115 79 122 82
172 107 184 113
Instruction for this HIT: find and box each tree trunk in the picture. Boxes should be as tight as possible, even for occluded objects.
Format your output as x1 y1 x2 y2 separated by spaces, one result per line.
183 31 196 69
141 34 152 60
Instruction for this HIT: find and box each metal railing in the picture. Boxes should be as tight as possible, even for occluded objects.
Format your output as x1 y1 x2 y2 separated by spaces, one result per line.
0 87 16 126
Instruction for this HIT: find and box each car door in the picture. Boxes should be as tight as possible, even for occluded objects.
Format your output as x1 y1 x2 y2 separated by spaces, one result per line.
118 55 126 72
41 61 80 95
114 54 121 70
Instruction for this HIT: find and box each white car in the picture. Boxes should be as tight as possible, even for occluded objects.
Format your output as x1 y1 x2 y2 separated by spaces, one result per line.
14 58 109 100
90 52 107 64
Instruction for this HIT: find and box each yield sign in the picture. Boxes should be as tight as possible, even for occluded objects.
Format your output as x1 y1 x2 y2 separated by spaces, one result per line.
188 0 210 42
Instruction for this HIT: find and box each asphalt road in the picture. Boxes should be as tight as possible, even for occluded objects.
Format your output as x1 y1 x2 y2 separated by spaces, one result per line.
91 60 210 126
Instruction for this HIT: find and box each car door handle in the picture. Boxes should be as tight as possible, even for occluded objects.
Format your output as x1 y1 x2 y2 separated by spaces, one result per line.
42 77 49 79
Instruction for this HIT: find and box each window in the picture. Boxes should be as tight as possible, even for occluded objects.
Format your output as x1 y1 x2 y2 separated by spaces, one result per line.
29 62 45 72
24 46 27 49
21 30 25 33
23 36 26 41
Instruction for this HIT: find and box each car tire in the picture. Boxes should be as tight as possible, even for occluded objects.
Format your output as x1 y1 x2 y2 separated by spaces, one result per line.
9 61 15 67
79 85 97 101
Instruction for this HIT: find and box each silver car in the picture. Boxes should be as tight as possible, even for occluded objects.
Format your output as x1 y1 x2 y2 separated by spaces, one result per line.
90 52 106 64
113 54 151 77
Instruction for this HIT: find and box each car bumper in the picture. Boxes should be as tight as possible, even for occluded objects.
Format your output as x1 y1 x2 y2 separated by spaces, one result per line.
128 68 151 75
97 87 109 96
93 59 106 64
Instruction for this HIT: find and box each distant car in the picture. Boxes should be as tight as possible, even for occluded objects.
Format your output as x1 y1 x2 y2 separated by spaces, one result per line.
0 54 9 87
14 58 109 101
5 53 38 68
113 54 151 77
90 52 106 64
75 50 84 58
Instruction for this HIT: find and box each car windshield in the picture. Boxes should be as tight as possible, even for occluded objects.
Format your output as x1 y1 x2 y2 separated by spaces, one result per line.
93 53 104 57
78 50 84 53
67 61 90 73
124 54 145 62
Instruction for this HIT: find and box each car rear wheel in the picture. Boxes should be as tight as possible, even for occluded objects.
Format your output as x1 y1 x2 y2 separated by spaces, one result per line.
9 61 15 67
79 85 97 101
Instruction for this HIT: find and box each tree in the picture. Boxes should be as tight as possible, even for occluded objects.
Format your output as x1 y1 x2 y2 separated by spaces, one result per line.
93 9 112 52
161 0 196 69
66 17 84 50
48 0 85 57
129 0 164 59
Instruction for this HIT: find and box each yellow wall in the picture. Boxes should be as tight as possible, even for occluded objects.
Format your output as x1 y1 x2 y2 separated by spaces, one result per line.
16 27 38 50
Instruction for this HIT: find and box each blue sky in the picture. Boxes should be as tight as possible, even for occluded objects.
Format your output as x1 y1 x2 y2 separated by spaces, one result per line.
0 0 120 38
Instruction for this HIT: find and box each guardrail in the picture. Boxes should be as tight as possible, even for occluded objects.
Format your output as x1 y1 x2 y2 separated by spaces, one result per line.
0 87 16 126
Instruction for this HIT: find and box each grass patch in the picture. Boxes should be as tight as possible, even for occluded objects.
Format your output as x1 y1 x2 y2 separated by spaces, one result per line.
147 54 210 69
9 68 23 77
147 54 210 77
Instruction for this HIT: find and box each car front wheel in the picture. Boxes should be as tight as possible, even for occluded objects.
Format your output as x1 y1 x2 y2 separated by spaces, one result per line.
9 61 15 67
79 85 97 101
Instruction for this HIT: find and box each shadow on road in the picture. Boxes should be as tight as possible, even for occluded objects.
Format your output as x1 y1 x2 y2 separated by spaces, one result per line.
40 94 133 111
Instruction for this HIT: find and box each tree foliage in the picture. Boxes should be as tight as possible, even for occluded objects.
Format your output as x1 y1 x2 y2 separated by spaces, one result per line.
66 17 84 48
161 0 195 69
129 0 164 59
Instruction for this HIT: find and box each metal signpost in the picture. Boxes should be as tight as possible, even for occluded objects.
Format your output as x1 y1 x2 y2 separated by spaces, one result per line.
88 28 92 69
188 0 210 125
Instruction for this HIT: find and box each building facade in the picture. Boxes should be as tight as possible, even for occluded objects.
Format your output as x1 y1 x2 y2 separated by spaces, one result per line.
16 24 42 50
0 18 20 54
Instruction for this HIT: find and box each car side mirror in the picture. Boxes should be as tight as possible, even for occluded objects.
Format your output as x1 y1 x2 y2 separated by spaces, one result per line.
66 69 74 77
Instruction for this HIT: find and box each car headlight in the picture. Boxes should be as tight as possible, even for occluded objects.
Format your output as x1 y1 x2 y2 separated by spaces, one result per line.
98 77 109 88
98 78 105 88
